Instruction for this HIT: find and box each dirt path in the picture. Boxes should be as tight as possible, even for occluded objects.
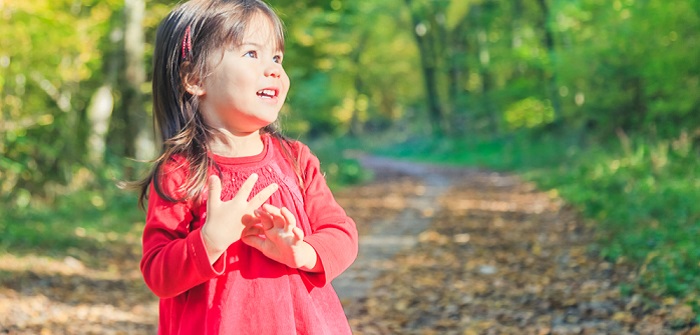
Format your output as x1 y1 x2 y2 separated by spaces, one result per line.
1 156 697 334
338 157 697 335
333 156 454 302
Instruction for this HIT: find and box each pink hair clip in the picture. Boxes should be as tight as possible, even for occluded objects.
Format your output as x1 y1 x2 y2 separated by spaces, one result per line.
181 25 192 59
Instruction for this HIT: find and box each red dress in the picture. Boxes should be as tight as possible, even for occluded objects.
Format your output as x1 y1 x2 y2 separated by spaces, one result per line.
140 134 358 335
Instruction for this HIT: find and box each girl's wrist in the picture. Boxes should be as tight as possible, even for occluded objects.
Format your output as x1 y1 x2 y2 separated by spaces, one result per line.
201 227 227 262
299 242 322 272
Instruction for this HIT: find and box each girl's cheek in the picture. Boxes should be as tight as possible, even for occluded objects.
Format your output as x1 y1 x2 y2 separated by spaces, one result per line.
283 72 291 89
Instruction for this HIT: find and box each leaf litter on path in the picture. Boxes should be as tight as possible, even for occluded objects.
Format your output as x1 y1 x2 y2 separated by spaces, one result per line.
341 161 698 335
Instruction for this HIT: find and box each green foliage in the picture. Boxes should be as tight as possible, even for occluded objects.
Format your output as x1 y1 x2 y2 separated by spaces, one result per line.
1 0 123 199
6 0 698 196
554 0 700 135
503 97 555 130
304 136 373 190
278 0 421 137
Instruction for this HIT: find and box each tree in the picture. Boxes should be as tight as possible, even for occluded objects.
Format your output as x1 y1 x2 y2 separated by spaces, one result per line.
534 0 562 120
403 0 447 135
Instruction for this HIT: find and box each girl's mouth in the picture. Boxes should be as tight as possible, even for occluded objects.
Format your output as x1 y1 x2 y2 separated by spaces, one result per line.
256 89 277 99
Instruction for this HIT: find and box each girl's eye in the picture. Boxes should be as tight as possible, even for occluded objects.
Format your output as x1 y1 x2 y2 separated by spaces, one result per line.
244 51 257 58
273 55 282 64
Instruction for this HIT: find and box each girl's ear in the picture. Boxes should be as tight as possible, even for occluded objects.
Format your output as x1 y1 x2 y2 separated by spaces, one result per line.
181 61 205 96
185 82 205 96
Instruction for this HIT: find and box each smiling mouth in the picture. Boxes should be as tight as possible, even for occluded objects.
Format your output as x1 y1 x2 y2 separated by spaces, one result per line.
256 89 277 99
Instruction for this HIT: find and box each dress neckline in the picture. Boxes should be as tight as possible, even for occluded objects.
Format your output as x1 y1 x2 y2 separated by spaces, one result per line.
209 134 271 166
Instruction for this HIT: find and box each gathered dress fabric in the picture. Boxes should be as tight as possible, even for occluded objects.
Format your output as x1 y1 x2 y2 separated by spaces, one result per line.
140 134 358 335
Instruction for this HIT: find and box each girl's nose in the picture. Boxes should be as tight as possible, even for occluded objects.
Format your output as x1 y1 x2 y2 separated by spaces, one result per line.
265 62 282 78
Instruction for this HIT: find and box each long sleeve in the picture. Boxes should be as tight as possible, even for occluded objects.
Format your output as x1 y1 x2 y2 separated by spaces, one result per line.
296 143 359 286
140 161 225 298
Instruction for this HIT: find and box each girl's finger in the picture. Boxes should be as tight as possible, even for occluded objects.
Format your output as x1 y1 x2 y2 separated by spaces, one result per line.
248 183 279 210
261 203 279 214
292 226 304 241
207 175 223 205
262 204 286 229
255 209 275 230
241 234 264 251
280 207 297 228
271 211 286 229
234 173 260 202
241 214 261 227
243 225 264 237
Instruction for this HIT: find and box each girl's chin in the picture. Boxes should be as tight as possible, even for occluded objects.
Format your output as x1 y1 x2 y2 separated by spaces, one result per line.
262 113 280 125
254 115 280 130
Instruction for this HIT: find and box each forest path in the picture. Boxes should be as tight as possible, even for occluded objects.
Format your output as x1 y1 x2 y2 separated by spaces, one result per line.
0 156 697 334
336 156 697 335
333 155 455 301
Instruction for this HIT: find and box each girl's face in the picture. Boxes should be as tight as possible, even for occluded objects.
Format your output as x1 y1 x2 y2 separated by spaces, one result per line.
197 14 289 136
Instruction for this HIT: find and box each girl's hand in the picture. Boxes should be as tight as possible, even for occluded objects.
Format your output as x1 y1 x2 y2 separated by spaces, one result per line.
242 204 319 271
201 174 278 263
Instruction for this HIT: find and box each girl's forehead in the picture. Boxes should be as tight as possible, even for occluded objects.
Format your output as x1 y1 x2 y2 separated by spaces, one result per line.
240 14 282 48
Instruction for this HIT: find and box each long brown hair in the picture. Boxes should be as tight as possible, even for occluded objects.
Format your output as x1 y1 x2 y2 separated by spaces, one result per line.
134 0 298 210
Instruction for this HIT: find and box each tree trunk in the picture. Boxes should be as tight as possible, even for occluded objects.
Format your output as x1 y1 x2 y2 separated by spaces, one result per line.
87 22 122 166
536 0 562 120
474 5 497 133
404 0 444 136
123 0 153 163
86 85 114 165
448 17 469 133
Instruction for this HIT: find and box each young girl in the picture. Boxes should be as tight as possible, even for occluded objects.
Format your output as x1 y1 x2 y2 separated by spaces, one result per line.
135 0 358 333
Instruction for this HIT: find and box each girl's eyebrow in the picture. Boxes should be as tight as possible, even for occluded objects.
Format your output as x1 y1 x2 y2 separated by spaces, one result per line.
240 41 263 48
239 41 283 52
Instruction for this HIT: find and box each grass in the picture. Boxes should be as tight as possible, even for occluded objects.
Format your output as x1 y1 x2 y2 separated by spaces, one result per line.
0 167 145 268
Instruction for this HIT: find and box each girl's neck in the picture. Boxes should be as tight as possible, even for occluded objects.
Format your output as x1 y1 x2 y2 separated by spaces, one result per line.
208 130 265 158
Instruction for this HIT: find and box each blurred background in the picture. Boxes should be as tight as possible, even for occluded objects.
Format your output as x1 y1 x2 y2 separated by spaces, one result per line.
1 0 699 333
